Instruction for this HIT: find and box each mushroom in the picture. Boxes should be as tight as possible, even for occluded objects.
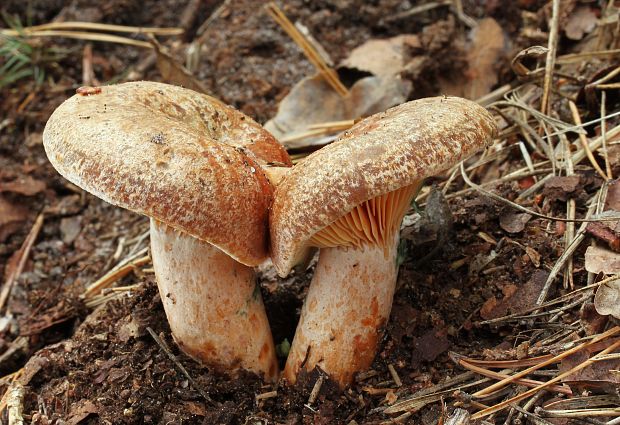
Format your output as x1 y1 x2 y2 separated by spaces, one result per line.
270 96 497 387
43 81 291 381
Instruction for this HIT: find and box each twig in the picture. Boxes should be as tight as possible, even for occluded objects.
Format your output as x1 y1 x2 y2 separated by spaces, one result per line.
186 0 232 71
510 404 555 425
6 30 153 48
388 364 402 387
146 327 216 405
542 110 620 140
451 0 476 27
381 1 452 24
454 354 555 369
0 22 183 36
383 375 490 415
255 390 278 401
455 359 572 395
472 326 620 398
308 374 325 405
540 0 560 115
83 254 150 298
460 163 618 223
535 190 599 305
6 382 24 425
556 48 620 64
265 2 348 97
601 91 613 179
0 213 44 313
562 136 576 289
471 335 620 419
479 275 619 325
81 43 98 87
537 407 620 418
445 408 470 425
573 124 620 166
568 101 609 181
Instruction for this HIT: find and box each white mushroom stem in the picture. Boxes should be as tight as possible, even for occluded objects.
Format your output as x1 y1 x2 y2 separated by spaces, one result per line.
150 219 278 381
283 232 400 387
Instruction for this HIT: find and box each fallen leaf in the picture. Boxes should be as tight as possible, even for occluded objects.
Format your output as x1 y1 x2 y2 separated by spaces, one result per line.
559 338 620 392
464 18 505 99
0 195 29 242
151 39 208 94
468 250 498 276
480 284 517 320
265 34 414 149
499 212 532 233
585 224 620 253
17 355 49 385
543 175 581 202
117 314 145 342
580 302 608 335
604 179 620 212
0 176 46 196
525 246 541 267
565 6 598 40
585 246 620 274
479 271 548 320
594 278 620 319
402 188 453 247
411 327 450 368
60 216 82 244
265 72 410 148
604 145 620 175
518 176 536 190
389 301 421 342
66 400 98 425
341 34 420 77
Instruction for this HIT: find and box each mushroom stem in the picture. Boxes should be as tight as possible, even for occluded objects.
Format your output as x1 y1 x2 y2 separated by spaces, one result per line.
283 232 400 387
150 219 278 381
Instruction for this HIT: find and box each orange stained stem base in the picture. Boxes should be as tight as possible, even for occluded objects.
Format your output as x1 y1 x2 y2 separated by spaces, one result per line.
283 232 400 388
150 219 279 381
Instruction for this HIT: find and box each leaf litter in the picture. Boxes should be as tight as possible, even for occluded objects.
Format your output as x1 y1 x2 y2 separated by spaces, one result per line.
0 0 620 423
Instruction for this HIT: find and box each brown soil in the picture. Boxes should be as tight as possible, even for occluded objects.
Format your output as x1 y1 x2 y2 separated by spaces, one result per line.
0 0 617 424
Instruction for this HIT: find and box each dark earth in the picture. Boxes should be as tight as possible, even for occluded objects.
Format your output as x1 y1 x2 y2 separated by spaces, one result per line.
1 0 619 424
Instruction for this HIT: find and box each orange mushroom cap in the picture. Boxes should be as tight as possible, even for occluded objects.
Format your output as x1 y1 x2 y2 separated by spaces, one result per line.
270 96 497 275
44 81 290 266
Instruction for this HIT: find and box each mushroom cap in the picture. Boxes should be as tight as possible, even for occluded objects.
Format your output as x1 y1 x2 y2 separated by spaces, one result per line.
43 81 291 266
270 96 497 275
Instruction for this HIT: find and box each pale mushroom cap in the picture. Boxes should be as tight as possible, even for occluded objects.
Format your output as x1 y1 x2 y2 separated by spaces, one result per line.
43 81 290 266
270 96 497 275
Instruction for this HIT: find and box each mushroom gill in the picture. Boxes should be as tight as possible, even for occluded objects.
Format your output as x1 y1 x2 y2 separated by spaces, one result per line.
308 181 422 252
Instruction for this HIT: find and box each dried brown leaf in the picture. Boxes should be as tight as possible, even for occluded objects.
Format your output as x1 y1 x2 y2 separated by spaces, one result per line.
341 34 420 77
565 6 598 40
594 278 620 319
499 212 532 233
0 176 46 196
151 39 208 94
559 338 620 392
543 175 581 202
66 400 98 425
411 327 450 368
586 222 620 252
0 195 28 242
479 271 548 320
265 73 410 147
464 18 505 99
605 179 620 212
